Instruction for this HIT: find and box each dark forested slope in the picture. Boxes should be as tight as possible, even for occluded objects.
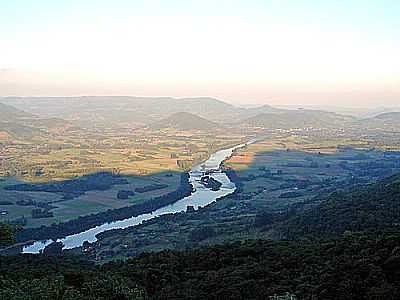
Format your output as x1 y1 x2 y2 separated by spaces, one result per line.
1 232 400 299
282 174 400 239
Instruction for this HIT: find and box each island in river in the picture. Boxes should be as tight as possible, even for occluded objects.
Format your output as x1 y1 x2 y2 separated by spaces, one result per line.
22 142 251 254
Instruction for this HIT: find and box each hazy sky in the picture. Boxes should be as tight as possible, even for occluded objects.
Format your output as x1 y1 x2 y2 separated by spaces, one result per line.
1 0 399 107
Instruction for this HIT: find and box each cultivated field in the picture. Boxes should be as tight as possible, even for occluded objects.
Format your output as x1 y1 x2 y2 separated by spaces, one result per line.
224 135 400 210
0 127 246 228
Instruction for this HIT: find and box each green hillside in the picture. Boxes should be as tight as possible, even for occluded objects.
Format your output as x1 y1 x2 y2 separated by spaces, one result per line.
283 174 400 238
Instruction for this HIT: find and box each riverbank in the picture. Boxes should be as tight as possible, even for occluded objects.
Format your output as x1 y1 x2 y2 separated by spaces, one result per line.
21 142 247 253
71 144 260 260
17 173 192 246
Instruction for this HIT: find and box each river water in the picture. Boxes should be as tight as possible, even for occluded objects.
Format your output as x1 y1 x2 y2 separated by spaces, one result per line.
23 142 250 254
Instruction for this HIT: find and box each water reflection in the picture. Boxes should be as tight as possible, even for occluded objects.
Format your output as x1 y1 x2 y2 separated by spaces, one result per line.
23 142 248 253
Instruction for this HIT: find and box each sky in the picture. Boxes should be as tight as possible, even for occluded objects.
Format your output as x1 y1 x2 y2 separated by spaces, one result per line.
0 0 399 107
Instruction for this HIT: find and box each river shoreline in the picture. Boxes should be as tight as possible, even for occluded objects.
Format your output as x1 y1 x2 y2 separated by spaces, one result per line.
21 141 252 254
16 173 192 241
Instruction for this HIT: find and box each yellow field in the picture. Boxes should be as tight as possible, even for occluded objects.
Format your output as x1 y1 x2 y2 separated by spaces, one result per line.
0 128 245 182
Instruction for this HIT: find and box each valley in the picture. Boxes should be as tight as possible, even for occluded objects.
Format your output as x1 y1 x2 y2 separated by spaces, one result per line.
0 100 247 229
74 134 400 260
1 97 400 299
2 3 399 298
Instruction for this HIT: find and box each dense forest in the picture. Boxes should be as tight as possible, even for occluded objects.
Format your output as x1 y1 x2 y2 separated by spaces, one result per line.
0 223 15 246
280 174 400 239
2 174 400 298
1 232 400 299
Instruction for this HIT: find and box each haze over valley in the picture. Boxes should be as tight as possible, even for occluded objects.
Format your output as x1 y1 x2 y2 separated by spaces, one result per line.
1 1 400 299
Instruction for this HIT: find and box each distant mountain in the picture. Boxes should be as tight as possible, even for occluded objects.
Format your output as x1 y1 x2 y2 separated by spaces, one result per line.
357 112 400 130
0 103 40 138
3 96 365 130
0 102 72 139
242 109 354 129
374 112 400 120
283 173 400 238
372 112 400 126
274 105 400 118
0 96 285 128
243 104 285 115
0 97 240 127
0 122 42 139
358 107 400 118
0 102 32 121
149 112 219 131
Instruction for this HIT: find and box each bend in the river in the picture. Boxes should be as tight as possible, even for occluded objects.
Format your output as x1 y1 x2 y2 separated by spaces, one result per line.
23 140 254 254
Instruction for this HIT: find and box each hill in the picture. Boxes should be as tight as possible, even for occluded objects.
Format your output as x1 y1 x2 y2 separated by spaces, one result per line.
242 109 354 129
242 103 285 115
0 103 32 121
374 112 400 121
1 232 400 299
282 174 400 239
149 112 219 131
0 102 72 139
0 97 239 127
0 103 40 138
353 112 400 131
370 112 400 128
1 96 287 128
0 122 42 139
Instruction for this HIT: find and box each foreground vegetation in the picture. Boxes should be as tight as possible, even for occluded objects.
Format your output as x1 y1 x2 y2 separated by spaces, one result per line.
82 135 400 259
1 98 400 298
1 231 400 299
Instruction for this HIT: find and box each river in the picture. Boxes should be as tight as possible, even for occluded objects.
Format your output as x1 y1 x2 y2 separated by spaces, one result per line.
23 141 252 254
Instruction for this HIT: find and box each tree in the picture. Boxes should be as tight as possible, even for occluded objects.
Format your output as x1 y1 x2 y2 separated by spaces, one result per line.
43 241 64 256
0 223 15 246
189 226 216 242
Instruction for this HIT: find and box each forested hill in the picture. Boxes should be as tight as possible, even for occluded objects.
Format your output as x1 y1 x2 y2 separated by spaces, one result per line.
357 112 400 130
2 173 400 299
0 102 72 139
241 109 354 129
0 102 33 121
0 96 243 126
1 232 400 299
283 174 400 239
148 112 219 131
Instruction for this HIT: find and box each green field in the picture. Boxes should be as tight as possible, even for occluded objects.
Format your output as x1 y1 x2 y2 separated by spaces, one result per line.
0 127 246 229
0 171 182 228
87 136 400 260
224 137 398 210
